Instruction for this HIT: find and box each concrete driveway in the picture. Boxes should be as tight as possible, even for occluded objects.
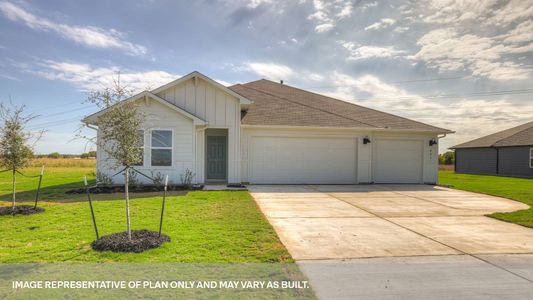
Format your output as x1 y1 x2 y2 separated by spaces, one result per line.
249 184 531 260
248 184 533 299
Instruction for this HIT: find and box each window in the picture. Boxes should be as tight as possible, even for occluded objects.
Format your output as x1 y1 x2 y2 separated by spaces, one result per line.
530 148 533 168
134 130 144 166
151 130 172 166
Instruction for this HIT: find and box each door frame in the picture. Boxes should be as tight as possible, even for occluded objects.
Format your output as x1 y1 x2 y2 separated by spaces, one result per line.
205 128 228 182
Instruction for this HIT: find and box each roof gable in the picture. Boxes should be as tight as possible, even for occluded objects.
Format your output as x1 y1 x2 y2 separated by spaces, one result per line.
152 71 252 105
82 91 207 126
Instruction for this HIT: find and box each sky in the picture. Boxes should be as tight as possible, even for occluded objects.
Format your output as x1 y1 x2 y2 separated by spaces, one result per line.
0 0 532 154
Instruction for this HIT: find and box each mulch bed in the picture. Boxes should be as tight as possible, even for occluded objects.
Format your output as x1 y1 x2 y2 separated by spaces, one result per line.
91 229 171 253
66 185 203 194
0 205 45 216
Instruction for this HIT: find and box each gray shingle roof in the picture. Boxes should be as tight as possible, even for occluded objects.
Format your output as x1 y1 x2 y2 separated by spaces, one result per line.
451 121 533 149
229 79 452 133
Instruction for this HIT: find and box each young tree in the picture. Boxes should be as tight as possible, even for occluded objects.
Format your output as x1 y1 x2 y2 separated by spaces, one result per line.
0 104 42 212
89 75 144 240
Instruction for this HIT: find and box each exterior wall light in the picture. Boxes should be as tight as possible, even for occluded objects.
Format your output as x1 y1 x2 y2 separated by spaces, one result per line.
363 137 371 144
429 139 438 146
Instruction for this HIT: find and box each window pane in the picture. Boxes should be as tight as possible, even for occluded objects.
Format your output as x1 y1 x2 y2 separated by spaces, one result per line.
134 130 144 166
152 130 172 147
133 148 143 166
137 130 144 147
151 149 172 166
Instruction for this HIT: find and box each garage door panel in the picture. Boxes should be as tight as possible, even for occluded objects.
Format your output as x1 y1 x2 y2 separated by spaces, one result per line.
250 136 356 184
374 139 423 183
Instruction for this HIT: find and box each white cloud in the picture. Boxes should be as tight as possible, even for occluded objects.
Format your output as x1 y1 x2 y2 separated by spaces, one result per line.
410 28 532 80
306 73 324 81
336 2 353 19
489 0 533 25
410 0 533 27
420 0 499 24
0 1 146 55
308 0 353 33
340 42 406 60
502 19 533 44
322 72 533 151
364 18 396 31
245 62 293 79
393 26 409 33
359 1 378 11
245 0 272 9
30 60 178 92
314 23 334 33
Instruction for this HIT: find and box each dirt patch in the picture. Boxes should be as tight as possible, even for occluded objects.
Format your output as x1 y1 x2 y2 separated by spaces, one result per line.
91 229 171 253
66 185 203 194
0 205 45 216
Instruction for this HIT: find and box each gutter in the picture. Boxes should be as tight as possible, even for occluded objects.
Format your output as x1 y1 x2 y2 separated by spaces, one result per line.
82 121 98 130
241 124 454 134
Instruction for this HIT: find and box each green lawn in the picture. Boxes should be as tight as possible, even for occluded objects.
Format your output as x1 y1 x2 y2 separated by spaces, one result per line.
439 171 533 227
0 166 291 263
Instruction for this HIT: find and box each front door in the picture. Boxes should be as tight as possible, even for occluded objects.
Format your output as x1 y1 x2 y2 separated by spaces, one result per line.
206 135 227 181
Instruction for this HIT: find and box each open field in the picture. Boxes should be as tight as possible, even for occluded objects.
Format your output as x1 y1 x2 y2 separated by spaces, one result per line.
0 160 291 263
438 164 454 171
30 157 97 168
439 171 533 227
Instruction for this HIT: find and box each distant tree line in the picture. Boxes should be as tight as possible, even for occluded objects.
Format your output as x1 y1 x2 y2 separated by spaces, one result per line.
34 151 96 159
438 151 455 165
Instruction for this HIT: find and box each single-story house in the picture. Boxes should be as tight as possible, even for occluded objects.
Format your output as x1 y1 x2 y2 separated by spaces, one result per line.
83 71 453 185
451 121 533 178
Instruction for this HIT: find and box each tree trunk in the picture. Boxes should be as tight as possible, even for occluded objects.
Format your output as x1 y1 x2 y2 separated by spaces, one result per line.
12 169 16 212
125 168 132 240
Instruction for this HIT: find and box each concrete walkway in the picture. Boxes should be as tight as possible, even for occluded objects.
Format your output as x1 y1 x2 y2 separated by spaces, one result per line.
248 184 533 299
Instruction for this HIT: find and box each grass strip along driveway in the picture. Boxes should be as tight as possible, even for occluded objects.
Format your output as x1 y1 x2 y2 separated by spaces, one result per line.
439 171 533 228
0 165 291 263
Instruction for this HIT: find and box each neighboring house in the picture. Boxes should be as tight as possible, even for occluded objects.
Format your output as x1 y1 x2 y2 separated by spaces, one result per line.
83 71 453 185
451 121 533 178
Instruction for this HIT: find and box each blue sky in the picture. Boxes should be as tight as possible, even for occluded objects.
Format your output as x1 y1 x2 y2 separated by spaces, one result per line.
0 0 532 153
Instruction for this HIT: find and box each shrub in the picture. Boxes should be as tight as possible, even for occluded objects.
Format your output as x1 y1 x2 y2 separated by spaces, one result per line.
96 171 113 187
180 168 195 189
151 171 165 187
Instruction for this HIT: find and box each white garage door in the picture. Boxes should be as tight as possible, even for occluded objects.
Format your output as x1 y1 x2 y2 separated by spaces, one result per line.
374 139 423 183
249 136 357 184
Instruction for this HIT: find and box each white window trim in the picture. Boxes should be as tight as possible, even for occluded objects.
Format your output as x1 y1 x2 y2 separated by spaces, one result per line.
135 130 146 167
150 128 174 168
530 148 533 169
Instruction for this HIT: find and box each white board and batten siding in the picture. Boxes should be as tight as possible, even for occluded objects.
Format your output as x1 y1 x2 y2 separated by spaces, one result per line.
97 76 242 185
241 127 439 184
96 99 195 185
155 77 242 184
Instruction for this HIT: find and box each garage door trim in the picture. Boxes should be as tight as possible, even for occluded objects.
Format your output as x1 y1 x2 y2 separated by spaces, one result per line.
372 137 424 184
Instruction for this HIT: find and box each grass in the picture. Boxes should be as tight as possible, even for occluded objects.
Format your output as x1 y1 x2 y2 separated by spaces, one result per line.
439 171 533 227
0 160 292 263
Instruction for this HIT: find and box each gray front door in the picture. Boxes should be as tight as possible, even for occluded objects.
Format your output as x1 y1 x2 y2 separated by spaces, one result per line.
206 135 227 180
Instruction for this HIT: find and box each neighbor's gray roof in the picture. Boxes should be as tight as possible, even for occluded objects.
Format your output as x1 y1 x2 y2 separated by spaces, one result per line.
451 121 533 149
229 79 452 133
